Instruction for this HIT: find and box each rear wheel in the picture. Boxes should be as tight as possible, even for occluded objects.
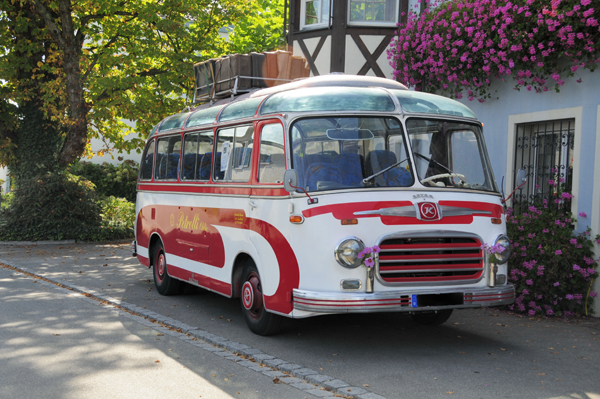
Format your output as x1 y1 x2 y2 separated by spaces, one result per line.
152 241 181 296
411 309 453 326
240 260 282 336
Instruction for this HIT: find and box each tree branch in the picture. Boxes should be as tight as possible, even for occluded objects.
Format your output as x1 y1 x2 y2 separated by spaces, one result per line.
30 0 68 50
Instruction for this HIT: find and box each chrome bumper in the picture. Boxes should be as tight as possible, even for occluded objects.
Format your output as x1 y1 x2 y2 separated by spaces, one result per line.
293 285 515 313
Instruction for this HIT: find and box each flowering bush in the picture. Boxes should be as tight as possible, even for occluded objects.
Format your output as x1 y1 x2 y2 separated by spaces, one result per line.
506 181 599 316
358 246 381 268
388 0 600 101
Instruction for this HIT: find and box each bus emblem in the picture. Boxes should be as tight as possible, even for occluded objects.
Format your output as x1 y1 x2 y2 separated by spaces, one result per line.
418 202 440 221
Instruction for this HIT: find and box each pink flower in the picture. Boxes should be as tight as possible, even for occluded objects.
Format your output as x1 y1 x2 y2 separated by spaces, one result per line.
579 212 587 217
365 258 375 268
591 292 598 298
561 192 572 199
553 282 560 287
555 250 562 255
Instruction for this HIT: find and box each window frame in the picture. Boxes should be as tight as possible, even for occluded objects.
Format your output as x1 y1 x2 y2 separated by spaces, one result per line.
139 138 156 181
347 0 399 27
257 121 287 185
300 0 331 30
180 129 215 182
213 124 255 183
154 134 182 181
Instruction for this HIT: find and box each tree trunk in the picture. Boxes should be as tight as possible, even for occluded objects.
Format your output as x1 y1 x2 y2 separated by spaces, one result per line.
32 0 90 166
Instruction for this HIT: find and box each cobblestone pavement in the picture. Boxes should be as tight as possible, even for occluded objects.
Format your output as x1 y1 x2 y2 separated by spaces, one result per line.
1 241 600 399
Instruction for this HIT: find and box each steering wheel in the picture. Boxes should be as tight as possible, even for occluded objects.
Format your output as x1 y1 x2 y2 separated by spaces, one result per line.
421 173 467 185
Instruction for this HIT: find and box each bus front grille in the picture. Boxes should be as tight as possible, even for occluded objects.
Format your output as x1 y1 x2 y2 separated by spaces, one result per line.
378 236 483 284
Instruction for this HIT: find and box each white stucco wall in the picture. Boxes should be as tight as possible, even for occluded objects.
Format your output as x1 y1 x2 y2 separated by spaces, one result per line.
457 70 600 314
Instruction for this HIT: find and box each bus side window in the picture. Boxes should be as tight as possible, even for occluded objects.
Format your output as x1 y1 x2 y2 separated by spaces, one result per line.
215 125 253 182
182 133 199 180
155 135 182 180
140 139 155 180
258 123 285 183
181 130 214 181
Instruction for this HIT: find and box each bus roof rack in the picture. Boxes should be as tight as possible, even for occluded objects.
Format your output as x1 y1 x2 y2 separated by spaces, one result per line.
193 51 310 104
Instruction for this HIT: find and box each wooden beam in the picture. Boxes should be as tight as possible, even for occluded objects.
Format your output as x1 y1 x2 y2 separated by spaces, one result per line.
352 34 385 77
330 0 347 72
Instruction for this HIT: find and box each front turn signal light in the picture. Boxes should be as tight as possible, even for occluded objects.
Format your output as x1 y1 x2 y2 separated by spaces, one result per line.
289 215 304 224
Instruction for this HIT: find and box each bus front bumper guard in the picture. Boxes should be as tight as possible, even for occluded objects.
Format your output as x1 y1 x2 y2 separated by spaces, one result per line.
292 285 515 314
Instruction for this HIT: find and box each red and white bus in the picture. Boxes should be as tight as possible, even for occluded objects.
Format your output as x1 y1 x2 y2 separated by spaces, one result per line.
133 74 514 335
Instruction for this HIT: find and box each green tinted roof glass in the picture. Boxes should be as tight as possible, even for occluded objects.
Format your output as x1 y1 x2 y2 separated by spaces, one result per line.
391 90 477 118
219 98 262 122
260 87 396 114
186 105 224 128
158 112 191 132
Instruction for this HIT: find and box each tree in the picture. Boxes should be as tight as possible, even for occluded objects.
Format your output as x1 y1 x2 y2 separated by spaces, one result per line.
226 0 286 54
0 0 255 178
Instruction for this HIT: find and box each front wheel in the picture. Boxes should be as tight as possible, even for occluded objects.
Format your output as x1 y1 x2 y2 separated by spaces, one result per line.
153 241 181 296
240 260 283 336
411 309 453 326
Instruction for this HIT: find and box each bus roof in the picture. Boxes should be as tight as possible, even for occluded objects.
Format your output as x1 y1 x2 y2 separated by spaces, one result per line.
151 75 477 137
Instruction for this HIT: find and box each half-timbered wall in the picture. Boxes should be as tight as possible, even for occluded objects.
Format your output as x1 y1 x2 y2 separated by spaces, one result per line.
288 0 420 79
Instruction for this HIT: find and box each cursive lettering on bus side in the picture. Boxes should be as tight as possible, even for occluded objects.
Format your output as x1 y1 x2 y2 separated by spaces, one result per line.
176 212 208 232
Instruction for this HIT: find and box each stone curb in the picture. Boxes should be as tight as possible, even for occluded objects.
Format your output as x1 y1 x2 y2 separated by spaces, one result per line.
0 257 387 399
0 238 132 246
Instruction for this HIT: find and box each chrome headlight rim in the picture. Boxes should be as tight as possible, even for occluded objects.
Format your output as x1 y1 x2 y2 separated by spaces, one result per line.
334 237 366 269
493 234 511 264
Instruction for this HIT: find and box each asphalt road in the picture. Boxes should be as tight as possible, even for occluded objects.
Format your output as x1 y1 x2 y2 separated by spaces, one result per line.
1 242 599 399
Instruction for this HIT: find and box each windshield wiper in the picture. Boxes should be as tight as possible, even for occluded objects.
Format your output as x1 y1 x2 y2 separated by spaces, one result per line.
413 152 452 173
363 158 408 184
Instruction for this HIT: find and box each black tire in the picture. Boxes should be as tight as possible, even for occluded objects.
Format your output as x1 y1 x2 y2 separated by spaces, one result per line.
152 241 181 296
240 260 283 336
411 309 453 326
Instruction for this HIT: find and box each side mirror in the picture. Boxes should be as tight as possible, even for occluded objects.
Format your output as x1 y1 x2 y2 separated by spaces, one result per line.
283 169 299 193
516 168 526 185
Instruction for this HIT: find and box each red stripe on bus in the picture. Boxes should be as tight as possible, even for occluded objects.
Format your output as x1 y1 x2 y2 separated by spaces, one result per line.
137 204 299 315
167 264 232 296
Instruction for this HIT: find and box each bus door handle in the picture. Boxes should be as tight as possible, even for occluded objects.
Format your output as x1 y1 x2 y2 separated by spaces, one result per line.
249 200 257 210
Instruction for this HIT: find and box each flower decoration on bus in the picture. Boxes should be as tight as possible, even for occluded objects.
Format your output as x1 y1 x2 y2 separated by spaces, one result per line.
481 242 507 264
358 246 380 268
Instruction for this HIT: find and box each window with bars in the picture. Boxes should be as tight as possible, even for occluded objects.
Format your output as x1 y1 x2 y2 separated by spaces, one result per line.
512 119 574 208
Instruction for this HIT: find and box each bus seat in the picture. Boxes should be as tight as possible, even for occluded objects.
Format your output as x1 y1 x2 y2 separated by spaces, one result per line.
304 154 331 166
386 167 412 187
335 153 363 186
199 152 212 180
166 153 180 179
141 153 154 179
213 152 225 180
182 153 198 180
365 150 397 187
241 147 252 167
365 150 411 187
304 162 342 191
154 153 165 179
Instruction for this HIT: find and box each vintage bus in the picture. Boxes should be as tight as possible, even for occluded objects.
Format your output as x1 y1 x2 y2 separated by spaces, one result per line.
133 74 514 335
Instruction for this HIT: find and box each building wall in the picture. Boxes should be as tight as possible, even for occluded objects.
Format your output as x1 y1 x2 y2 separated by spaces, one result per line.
457 70 600 312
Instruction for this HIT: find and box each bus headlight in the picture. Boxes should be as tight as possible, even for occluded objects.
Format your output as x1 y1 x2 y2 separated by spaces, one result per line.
334 237 365 269
492 235 511 264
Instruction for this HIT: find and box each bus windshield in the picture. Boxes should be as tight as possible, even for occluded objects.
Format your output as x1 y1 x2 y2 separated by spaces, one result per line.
406 118 497 192
291 116 414 192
